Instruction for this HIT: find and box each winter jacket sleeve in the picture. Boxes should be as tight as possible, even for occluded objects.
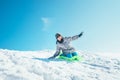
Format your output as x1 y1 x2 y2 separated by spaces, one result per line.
67 35 80 42
53 45 61 58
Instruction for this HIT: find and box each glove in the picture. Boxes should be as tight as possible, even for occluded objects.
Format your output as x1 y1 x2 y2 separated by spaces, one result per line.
79 32 83 37
48 56 55 59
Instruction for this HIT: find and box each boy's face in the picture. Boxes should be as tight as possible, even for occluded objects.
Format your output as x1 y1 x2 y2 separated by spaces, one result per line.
57 36 62 41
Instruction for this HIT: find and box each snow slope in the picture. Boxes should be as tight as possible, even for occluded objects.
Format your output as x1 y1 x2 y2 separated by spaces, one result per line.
0 49 120 80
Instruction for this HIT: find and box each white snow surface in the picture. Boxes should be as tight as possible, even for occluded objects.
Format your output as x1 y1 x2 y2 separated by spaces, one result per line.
0 49 120 80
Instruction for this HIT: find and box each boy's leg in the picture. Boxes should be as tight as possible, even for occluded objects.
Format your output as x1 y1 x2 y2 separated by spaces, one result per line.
60 53 65 56
60 53 73 58
72 52 78 56
65 54 72 58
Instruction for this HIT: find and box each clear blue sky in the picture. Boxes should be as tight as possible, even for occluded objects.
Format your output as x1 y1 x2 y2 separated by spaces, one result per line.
0 0 120 53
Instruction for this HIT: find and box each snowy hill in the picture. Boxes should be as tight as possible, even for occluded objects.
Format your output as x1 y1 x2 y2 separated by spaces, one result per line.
0 49 120 80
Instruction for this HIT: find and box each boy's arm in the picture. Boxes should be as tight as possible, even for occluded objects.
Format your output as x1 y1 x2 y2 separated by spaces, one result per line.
67 32 83 41
48 45 60 59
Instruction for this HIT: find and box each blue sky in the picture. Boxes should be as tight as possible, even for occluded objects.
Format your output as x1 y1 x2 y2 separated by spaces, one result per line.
0 0 120 53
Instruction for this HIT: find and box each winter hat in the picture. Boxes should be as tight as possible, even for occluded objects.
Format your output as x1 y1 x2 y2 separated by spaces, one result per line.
55 33 61 39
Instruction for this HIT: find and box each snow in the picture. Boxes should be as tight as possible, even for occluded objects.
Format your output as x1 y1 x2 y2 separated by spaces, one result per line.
0 49 120 80
95 52 120 59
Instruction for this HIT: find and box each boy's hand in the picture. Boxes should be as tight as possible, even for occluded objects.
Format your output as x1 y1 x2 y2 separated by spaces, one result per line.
79 32 83 37
48 56 55 59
